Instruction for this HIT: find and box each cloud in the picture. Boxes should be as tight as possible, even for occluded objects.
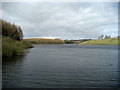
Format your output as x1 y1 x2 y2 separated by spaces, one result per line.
2 2 118 39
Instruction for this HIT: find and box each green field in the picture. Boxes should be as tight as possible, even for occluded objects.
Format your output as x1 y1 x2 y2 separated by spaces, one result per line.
80 37 120 45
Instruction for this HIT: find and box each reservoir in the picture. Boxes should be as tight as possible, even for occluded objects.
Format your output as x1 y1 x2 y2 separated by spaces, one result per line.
2 45 119 88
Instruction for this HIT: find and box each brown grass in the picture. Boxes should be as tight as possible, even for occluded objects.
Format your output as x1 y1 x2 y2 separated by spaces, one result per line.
24 38 65 44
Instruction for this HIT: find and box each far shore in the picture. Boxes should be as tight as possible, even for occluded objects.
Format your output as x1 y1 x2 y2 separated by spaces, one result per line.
24 37 120 45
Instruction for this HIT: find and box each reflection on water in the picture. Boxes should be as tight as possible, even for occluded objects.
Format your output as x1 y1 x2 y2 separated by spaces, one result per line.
3 55 25 66
3 45 119 88
0 70 1 89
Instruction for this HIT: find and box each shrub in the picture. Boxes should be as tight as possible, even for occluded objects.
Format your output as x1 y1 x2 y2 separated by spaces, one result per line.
2 20 23 41
2 37 33 56
64 40 74 44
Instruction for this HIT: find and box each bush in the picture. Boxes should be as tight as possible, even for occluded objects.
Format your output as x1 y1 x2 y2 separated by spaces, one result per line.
64 40 74 44
2 37 33 56
2 20 23 41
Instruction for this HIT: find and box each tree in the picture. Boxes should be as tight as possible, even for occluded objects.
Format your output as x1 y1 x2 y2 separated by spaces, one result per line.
2 20 23 41
101 35 104 39
108 35 111 38
98 35 104 39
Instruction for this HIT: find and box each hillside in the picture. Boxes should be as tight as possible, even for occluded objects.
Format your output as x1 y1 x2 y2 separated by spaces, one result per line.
80 37 120 45
24 38 64 44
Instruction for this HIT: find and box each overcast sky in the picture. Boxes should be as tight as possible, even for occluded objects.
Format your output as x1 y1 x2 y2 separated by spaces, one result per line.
2 2 118 39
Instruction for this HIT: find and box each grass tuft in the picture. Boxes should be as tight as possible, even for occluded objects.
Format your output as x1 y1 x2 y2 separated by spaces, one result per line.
2 37 33 56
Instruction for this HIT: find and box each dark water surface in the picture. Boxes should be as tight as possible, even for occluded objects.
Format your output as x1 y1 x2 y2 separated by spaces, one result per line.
3 45 119 88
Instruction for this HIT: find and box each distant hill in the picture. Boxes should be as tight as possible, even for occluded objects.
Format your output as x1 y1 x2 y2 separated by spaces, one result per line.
24 38 64 44
80 37 120 45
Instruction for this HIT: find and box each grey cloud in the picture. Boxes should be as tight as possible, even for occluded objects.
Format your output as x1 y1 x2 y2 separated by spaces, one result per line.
2 2 118 39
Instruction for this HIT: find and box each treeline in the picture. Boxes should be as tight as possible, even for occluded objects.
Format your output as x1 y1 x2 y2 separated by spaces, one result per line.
2 20 33 56
64 39 92 44
25 38 64 44
2 19 23 40
98 35 111 39
64 40 74 44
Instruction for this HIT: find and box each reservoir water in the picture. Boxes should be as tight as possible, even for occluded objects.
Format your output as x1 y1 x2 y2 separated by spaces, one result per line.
2 45 119 88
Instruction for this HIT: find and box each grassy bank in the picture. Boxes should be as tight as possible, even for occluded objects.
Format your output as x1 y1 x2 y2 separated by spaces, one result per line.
2 37 33 56
24 38 65 44
80 37 120 45
2 20 33 57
